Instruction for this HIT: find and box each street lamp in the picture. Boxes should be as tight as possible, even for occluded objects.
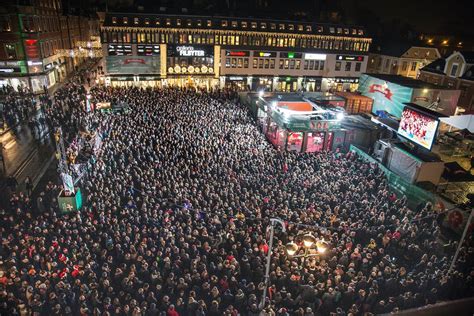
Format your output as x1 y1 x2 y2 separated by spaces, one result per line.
285 233 329 259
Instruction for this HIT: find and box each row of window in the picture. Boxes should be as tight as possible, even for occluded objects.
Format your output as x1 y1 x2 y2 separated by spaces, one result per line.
4 39 66 60
0 14 93 34
110 16 365 36
102 31 370 52
335 61 362 72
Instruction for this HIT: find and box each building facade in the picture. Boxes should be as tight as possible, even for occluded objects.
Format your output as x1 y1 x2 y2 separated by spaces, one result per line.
419 51 474 112
366 46 440 79
0 0 99 93
100 13 372 92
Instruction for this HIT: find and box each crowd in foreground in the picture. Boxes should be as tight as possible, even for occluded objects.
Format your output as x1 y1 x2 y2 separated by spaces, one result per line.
0 77 473 316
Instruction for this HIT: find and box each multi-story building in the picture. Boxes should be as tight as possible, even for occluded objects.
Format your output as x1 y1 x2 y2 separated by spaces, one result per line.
419 51 474 112
0 0 99 93
366 45 440 79
100 13 372 92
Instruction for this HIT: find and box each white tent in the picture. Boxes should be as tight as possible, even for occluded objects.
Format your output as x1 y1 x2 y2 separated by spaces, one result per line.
439 115 474 133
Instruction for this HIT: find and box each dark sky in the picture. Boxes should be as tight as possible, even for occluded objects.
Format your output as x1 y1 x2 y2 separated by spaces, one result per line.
358 0 474 37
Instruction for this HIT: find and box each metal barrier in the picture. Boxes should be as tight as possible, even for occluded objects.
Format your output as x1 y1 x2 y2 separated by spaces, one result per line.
350 144 437 207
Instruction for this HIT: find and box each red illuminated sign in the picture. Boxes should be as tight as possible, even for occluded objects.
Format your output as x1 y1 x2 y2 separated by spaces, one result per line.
123 58 146 64
25 39 39 59
226 50 250 57
369 83 393 100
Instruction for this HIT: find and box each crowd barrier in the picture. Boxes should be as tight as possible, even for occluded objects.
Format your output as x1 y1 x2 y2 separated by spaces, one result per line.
350 144 437 207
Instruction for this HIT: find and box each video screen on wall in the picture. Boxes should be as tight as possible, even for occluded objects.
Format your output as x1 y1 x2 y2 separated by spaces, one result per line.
397 106 439 150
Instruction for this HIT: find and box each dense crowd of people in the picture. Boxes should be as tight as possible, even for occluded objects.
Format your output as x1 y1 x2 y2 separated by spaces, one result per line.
1 73 473 316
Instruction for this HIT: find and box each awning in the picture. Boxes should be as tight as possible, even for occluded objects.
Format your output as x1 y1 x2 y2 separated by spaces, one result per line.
440 115 474 133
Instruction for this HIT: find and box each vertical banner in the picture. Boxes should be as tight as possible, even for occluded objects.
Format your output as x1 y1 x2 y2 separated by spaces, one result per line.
214 45 221 79
160 44 167 78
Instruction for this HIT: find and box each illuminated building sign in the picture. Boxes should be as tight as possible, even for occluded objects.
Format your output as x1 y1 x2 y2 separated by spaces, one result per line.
337 55 364 61
255 51 277 58
0 68 20 73
304 53 327 60
280 52 303 59
228 76 245 81
108 44 132 56
226 51 250 57
168 45 213 57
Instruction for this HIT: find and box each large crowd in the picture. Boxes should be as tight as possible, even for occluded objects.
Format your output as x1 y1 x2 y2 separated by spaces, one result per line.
1 69 473 316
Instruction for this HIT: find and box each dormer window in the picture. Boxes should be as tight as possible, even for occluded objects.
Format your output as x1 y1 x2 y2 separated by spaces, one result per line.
134 17 139 25
251 22 257 29
123 17 128 24
450 64 459 77
242 21 248 28
112 17 117 24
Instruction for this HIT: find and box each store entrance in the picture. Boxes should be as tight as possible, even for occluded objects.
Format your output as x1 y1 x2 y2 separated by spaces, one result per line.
164 76 218 91
277 81 297 92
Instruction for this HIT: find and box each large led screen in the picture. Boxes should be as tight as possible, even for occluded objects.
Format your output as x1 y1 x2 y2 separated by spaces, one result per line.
358 74 413 118
106 56 161 74
397 107 439 150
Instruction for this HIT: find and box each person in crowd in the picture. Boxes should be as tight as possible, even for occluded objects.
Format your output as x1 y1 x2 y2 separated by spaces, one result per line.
0 73 473 316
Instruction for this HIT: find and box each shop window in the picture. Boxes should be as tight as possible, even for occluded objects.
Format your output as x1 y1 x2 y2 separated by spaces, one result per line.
345 62 351 71
287 132 303 152
355 62 361 72
5 44 16 59
335 61 342 71
306 132 325 152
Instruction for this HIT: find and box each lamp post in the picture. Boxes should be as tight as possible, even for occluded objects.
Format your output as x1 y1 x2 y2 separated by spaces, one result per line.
286 233 329 265
259 218 286 310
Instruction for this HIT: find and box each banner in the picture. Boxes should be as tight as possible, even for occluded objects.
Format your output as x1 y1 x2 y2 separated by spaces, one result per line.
106 56 161 74
60 173 74 194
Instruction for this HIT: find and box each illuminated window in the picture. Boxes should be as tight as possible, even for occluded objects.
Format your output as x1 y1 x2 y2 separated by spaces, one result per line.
176 19 181 26
297 25 303 31
221 20 228 27
134 17 139 25
288 24 294 31
317 26 323 33
337 28 342 34
329 27 335 33
155 18 160 25
166 19 171 26
358 29 364 35
112 17 117 24
270 23 276 30
335 61 341 71
145 18 149 25
260 23 267 29
123 17 128 24
241 21 248 28
251 22 257 29
344 28 349 34
207 20 212 27
253 58 257 68
187 20 192 27
5 44 16 59
231 21 238 28
279 24 285 30
352 29 357 35
196 20 201 27
270 59 275 68
305 25 312 32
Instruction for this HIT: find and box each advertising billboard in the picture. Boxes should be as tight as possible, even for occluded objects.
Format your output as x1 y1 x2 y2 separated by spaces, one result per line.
358 74 413 118
411 89 459 116
168 45 214 57
398 106 440 150
106 56 160 74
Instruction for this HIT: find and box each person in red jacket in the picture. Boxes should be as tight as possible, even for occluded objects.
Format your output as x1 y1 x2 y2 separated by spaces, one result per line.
167 304 179 316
